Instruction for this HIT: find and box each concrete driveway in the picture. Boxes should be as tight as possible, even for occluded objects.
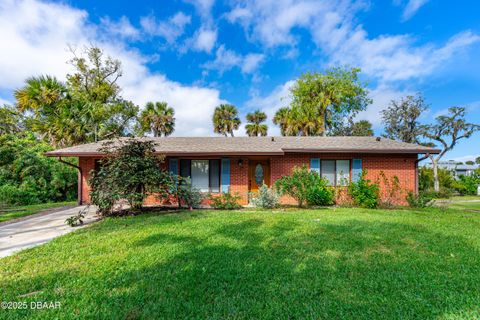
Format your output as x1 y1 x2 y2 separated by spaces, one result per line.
0 206 99 258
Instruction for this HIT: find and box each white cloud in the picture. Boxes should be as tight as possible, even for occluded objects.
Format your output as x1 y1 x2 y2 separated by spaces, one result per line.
140 12 191 43
100 16 140 39
227 0 480 83
0 0 225 136
191 28 217 52
242 54 265 73
184 0 215 20
203 45 265 74
401 0 430 21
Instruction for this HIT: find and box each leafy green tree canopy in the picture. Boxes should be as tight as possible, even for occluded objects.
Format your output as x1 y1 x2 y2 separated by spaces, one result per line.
329 119 374 136
276 67 371 136
14 46 139 147
0 104 22 135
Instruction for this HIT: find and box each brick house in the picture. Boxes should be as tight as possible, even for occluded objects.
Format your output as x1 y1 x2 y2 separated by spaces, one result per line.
45 136 439 206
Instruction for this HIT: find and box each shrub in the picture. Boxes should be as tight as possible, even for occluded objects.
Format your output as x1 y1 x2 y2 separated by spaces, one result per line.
89 139 174 215
348 171 379 208
250 184 280 209
406 192 433 208
177 178 204 210
454 173 480 195
418 166 456 194
274 165 334 207
0 184 40 206
210 192 242 210
305 179 335 206
0 132 77 205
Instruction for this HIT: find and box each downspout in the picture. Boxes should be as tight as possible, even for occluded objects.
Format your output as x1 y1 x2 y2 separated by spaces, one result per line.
415 153 430 195
57 157 83 205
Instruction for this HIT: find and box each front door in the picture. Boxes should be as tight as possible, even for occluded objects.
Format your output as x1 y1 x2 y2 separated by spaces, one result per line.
248 160 270 192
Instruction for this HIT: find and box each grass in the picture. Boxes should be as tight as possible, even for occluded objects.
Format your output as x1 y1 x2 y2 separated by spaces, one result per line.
447 201 480 211
0 201 77 223
1 207 480 319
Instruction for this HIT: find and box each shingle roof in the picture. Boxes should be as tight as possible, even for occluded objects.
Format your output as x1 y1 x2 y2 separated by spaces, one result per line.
44 136 440 157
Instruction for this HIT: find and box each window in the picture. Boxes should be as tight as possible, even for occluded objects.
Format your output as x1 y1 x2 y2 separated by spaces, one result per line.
321 160 335 185
336 160 350 186
320 159 351 186
180 159 221 192
191 160 209 192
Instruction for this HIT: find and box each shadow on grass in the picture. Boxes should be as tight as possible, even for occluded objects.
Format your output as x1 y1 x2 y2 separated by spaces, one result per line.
2 215 480 319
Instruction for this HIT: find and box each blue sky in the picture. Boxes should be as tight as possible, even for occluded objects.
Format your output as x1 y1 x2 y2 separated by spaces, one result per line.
0 0 479 161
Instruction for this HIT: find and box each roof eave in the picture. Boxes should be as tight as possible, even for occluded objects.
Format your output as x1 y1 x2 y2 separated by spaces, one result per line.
282 148 441 154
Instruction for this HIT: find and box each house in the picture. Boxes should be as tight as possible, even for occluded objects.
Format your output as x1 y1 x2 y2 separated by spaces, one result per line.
424 160 479 179
45 136 440 206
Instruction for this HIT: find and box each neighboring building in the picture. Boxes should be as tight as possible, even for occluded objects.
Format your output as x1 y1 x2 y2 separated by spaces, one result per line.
45 136 440 206
425 160 479 179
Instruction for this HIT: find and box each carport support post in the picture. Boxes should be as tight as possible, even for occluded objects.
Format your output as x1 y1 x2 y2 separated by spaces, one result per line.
57 157 83 205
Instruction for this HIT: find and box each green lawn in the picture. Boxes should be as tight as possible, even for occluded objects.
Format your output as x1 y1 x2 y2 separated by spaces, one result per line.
1 207 480 319
0 202 77 223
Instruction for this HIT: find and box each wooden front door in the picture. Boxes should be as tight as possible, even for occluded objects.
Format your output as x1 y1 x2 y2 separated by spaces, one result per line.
248 160 270 192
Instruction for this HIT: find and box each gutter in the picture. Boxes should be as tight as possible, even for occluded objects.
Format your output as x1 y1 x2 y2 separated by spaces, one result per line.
57 157 83 205
414 153 430 195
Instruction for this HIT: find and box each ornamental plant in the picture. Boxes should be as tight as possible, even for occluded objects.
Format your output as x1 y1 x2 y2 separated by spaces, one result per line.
348 170 379 209
209 192 242 210
250 184 279 209
89 139 174 215
274 165 334 207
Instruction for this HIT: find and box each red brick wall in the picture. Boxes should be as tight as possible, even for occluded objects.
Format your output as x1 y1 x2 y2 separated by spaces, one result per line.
78 153 417 207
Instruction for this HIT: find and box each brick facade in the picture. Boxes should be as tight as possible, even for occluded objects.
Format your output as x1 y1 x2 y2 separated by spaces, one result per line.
78 153 417 206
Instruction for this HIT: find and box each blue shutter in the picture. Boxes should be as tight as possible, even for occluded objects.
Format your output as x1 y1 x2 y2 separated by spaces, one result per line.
221 158 230 193
352 158 362 182
168 158 178 174
310 158 320 174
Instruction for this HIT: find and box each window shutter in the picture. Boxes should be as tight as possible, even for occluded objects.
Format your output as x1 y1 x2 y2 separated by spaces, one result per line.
352 158 362 182
168 158 178 174
221 158 230 193
310 158 320 174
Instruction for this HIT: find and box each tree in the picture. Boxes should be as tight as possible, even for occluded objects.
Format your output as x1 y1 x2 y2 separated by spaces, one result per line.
329 119 374 136
0 104 22 135
351 120 374 136
245 110 268 136
421 107 480 192
89 140 174 215
273 107 293 136
212 104 241 137
14 46 138 147
0 132 77 205
475 156 480 165
465 160 475 165
275 67 371 136
381 94 427 144
138 102 175 137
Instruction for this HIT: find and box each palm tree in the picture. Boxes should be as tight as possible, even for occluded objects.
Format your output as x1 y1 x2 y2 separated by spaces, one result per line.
212 104 241 137
14 76 71 146
245 110 268 136
15 76 67 112
139 102 175 137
